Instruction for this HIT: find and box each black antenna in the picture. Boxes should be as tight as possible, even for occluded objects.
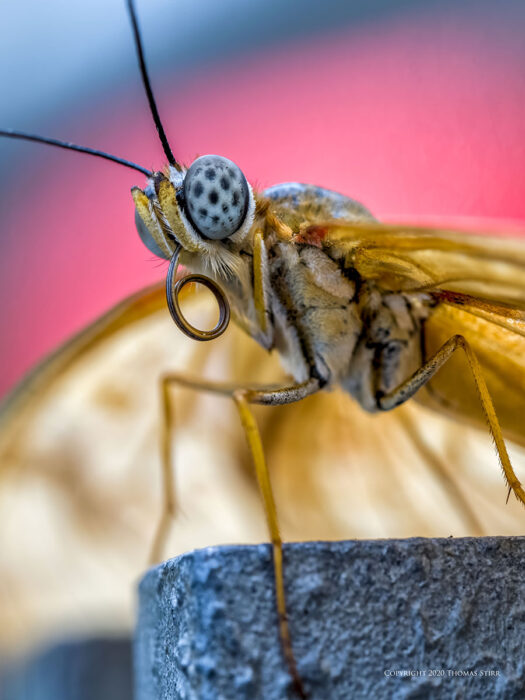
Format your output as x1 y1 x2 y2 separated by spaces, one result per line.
0 129 152 176
126 0 180 170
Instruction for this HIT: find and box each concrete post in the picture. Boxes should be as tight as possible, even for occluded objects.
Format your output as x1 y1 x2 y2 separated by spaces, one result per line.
134 537 525 699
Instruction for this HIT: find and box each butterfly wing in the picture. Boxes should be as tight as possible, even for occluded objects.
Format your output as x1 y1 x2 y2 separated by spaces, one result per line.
296 221 525 306
1 268 524 655
419 302 525 447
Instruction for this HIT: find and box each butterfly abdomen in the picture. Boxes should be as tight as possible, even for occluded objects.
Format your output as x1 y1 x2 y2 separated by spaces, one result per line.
343 287 433 412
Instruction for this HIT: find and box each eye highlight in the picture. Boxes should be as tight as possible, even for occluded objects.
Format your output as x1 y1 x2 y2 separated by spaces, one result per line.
182 155 250 240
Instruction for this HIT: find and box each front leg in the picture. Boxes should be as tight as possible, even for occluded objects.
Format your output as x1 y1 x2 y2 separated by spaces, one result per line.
152 371 319 698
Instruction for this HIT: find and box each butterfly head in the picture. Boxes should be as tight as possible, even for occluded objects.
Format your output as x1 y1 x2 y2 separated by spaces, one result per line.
132 155 255 278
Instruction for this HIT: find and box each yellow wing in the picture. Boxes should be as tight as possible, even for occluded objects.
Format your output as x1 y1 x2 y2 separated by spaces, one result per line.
297 220 525 307
298 220 525 446
1 279 524 657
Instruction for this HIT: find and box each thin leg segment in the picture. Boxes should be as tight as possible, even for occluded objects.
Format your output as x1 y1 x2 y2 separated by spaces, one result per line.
378 334 525 506
150 371 319 697
149 374 287 564
148 376 178 565
234 393 300 694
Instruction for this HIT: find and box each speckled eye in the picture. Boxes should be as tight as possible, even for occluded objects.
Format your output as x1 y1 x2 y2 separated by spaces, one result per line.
182 155 250 240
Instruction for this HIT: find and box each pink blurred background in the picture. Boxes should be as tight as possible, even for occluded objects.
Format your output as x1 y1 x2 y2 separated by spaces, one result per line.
1 0 524 396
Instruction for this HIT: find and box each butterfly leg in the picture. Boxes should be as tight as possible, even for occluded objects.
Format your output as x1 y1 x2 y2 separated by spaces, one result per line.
378 334 525 507
150 371 319 698
148 376 178 565
232 380 319 699
149 374 243 565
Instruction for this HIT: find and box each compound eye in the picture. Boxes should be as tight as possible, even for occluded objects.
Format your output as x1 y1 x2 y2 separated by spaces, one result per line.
182 155 250 240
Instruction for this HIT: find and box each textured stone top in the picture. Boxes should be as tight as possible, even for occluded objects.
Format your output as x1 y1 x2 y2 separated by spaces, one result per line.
134 537 525 699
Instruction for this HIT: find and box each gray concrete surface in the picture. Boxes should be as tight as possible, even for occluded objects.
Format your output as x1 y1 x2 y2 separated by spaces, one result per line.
135 537 525 699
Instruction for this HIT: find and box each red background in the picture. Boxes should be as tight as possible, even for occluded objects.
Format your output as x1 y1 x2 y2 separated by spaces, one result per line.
1 1 524 395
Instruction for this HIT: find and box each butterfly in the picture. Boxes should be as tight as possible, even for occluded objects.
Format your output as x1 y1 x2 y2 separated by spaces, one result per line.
1 0 524 696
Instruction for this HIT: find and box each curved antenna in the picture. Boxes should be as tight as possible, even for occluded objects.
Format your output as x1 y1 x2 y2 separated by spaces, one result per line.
126 0 180 170
0 129 152 176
